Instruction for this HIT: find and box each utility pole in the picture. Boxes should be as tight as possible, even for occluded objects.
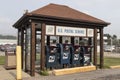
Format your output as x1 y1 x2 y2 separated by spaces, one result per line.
111 38 112 53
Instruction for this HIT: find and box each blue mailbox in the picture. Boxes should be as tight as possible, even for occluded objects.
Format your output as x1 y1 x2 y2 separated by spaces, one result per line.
79 46 85 66
57 43 71 67
71 45 81 66
84 46 92 65
45 45 58 69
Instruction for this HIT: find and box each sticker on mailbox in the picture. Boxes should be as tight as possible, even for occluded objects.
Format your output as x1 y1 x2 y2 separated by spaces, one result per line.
63 53 68 59
48 56 55 62
74 54 79 60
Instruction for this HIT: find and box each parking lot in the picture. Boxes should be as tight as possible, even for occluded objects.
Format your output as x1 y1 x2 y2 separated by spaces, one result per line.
0 44 16 56
104 52 120 58
0 44 16 51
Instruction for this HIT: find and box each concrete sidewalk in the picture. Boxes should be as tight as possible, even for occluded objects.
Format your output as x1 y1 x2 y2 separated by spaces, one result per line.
0 66 31 80
1 65 120 80
23 68 120 80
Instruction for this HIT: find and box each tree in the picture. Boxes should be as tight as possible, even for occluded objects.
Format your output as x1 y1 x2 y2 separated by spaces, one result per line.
112 35 117 45
104 34 111 39
112 35 117 40
104 34 119 46
104 34 111 45
0 34 16 39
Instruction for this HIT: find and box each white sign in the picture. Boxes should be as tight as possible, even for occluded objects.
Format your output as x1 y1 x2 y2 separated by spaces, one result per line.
87 29 94 37
46 25 55 35
56 26 86 37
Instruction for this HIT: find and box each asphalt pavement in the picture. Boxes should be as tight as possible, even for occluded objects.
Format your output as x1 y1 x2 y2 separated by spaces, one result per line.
1 51 120 80
23 69 120 80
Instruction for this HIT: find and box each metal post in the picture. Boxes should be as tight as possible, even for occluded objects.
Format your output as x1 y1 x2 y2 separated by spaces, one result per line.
17 29 20 45
59 36 62 43
47 36 50 45
21 28 24 69
71 37 74 45
88 37 92 62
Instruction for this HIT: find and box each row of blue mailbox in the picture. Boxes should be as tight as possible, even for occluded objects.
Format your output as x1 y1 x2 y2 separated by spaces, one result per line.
45 43 92 69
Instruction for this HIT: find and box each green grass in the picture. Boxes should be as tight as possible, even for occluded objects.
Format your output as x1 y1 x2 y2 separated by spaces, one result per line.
36 53 40 60
40 69 49 76
0 56 5 65
0 55 120 69
97 57 120 68
104 57 120 68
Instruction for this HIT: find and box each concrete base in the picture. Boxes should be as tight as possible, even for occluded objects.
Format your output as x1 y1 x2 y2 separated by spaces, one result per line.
0 66 31 80
110 65 120 69
53 66 96 76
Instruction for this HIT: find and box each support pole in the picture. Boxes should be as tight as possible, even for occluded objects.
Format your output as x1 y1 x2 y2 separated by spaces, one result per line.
71 37 74 45
41 23 46 70
17 29 20 45
21 28 24 69
100 28 104 69
88 37 92 62
35 30 37 61
59 36 62 43
93 28 97 66
16 46 22 80
31 22 36 76
47 36 50 45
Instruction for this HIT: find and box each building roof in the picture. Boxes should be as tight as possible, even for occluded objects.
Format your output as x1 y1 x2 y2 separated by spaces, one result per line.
30 3 109 25
13 3 110 28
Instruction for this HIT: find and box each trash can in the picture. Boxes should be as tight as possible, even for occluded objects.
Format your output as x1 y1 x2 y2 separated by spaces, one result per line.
4 50 16 69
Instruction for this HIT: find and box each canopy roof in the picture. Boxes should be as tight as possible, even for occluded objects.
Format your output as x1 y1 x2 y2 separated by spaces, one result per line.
13 3 110 28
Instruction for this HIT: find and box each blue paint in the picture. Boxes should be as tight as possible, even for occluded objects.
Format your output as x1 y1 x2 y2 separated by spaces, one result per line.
58 28 63 33
64 29 74 33
75 30 84 34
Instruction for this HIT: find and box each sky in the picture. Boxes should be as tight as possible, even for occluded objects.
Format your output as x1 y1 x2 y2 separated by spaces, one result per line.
0 0 120 38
